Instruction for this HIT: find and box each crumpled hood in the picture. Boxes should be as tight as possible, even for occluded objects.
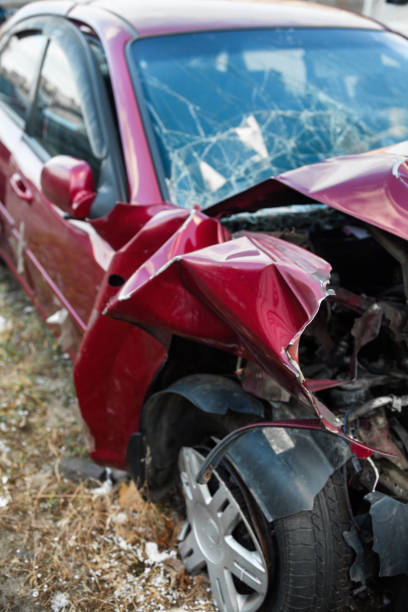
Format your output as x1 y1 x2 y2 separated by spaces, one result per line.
208 141 408 242
275 143 408 241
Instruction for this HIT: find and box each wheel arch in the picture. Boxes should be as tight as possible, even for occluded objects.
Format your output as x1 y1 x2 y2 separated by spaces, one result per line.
129 373 352 523
147 373 266 418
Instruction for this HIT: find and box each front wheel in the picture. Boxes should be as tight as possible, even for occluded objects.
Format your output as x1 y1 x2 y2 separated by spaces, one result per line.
178 446 270 612
177 446 352 612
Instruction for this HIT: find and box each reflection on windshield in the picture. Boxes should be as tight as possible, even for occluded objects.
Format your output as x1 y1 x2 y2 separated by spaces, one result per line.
130 29 408 209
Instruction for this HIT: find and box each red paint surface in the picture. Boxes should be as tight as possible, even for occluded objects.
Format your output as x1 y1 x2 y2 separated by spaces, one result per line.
276 145 408 242
41 156 96 218
93 0 382 37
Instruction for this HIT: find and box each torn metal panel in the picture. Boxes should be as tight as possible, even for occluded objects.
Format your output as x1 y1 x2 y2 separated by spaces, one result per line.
366 491 408 577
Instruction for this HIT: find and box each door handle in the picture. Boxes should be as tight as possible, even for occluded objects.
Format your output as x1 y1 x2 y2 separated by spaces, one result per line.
10 173 33 203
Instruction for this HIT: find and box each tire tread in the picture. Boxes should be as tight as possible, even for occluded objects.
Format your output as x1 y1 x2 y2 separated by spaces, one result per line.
264 469 352 612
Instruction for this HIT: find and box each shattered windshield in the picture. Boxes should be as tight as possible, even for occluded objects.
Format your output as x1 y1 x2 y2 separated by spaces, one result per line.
130 29 408 209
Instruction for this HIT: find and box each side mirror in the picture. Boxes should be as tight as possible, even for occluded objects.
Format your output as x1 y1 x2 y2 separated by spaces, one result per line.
41 155 96 219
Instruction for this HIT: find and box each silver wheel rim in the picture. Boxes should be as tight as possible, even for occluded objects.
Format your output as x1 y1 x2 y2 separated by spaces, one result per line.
178 447 268 612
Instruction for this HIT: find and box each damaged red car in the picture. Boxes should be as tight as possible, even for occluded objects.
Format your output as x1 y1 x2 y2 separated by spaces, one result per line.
1 0 408 610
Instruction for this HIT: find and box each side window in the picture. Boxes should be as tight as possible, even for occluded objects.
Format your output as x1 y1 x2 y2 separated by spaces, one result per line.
0 33 46 120
31 39 100 179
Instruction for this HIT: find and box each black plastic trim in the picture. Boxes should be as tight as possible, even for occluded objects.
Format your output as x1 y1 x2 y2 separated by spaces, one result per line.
156 374 265 417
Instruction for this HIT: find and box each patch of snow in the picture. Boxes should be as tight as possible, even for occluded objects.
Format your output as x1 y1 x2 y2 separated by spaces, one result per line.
113 512 128 525
50 592 70 611
116 536 132 551
0 496 9 508
145 541 175 564
0 440 10 453
0 315 7 333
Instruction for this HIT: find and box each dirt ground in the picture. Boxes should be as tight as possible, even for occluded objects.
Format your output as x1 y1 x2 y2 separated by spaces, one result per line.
0 265 214 611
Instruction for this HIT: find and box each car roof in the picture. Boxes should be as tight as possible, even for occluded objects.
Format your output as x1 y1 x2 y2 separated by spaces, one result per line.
90 0 383 37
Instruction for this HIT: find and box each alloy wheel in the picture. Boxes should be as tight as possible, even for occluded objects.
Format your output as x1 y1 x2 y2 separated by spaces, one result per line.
178 447 269 612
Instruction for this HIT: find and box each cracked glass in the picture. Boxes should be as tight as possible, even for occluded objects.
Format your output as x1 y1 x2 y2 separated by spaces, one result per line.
130 29 408 209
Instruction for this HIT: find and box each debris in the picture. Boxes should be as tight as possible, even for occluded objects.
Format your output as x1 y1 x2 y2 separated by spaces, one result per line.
118 480 145 512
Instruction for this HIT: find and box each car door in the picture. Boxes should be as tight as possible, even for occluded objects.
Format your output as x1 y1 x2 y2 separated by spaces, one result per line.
0 28 47 285
0 17 126 354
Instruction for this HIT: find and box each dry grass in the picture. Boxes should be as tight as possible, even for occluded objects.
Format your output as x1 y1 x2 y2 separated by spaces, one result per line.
0 265 214 611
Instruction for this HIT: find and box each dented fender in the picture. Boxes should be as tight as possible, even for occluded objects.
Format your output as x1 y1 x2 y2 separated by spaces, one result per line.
105 213 338 425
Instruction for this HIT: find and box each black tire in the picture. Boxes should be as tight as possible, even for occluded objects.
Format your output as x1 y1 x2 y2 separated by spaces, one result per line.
141 396 353 612
268 469 352 612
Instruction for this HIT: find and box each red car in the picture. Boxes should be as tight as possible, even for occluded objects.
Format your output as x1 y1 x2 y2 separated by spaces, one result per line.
1 1 408 610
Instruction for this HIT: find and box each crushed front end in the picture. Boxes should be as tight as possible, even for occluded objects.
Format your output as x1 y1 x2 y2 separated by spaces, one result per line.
216 149 408 602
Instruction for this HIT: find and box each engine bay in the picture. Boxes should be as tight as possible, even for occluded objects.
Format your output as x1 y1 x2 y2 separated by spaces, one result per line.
222 204 408 505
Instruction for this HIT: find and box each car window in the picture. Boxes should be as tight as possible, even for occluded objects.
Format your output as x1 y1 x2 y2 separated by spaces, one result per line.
0 32 46 121
130 28 408 209
31 39 100 179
